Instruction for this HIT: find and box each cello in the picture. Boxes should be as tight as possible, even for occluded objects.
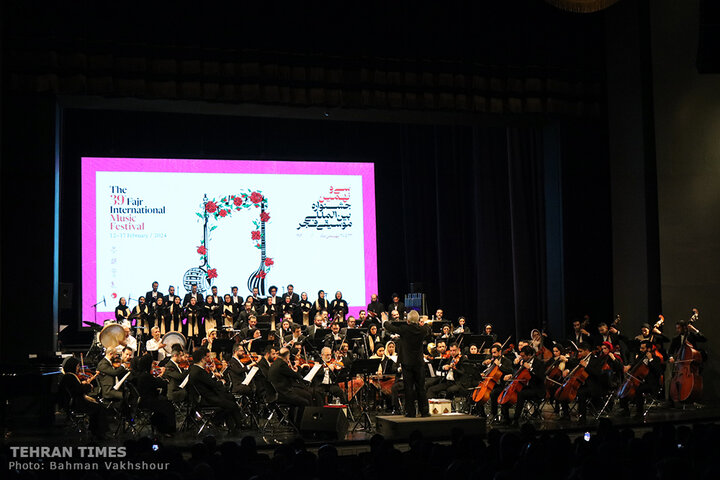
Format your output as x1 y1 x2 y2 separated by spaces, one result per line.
617 353 651 400
554 353 592 403
497 364 532 405
471 338 505 404
669 339 703 403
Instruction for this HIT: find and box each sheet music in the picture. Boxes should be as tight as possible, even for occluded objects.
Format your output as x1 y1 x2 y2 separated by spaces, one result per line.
179 372 190 389
427 362 436 378
242 366 259 385
303 363 322 382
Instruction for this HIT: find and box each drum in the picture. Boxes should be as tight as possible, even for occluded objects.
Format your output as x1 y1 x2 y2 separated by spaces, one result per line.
161 331 187 354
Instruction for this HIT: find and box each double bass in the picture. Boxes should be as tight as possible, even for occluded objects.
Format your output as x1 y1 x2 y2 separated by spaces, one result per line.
669 339 703 403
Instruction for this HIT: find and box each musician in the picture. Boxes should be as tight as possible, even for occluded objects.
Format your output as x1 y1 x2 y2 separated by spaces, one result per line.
188 347 245 433
668 320 706 359
323 322 344 351
435 309 445 322
97 348 129 403
484 324 498 343
235 300 256 329
306 314 326 339
634 321 666 343
618 340 663 417
165 285 179 305
202 328 218 352
162 347 188 402
595 322 621 347
468 344 479 355
145 327 167 362
310 347 348 405
268 348 312 417
530 329 552 354
311 290 330 319
152 297 169 334
358 309 371 328
115 297 130 322
426 343 473 399
183 284 204 308
453 316 472 335
299 292 312 323
130 296 150 334
145 281 161 306
387 293 406 320
284 324 306 352
267 285 280 305
227 343 255 397
240 315 259 339
184 296 203 338
209 286 221 307
278 318 293 338
221 294 238 328
261 295 280 318
164 296 182 332
281 296 298 321
366 323 383 357
381 341 399 375
134 353 176 435
281 284 300 305
482 344 514 420
383 310 432 417
120 321 137 353
330 291 348 320
569 319 591 346
560 342 604 422
439 324 453 342
58 356 109 439
367 294 385 321
248 287 263 310
230 286 243 306
204 295 221 332
501 345 545 426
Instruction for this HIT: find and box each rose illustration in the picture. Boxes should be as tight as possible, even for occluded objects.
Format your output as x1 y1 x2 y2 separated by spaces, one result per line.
197 245 207 255
251 230 261 240
205 201 218 213
233 196 243 207
219 209 227 217
260 211 270 222
255 270 267 279
207 268 218 279
265 258 274 267
250 192 263 204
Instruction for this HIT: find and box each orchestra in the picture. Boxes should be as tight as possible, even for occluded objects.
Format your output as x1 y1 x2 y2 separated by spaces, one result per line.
60 281 710 438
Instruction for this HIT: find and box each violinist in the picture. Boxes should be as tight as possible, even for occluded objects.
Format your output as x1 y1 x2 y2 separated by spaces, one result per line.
559 342 603 422
310 347 348 405
145 327 167 362
115 297 130 322
97 346 129 404
227 343 255 396
58 356 109 440
134 353 176 436
618 340 663 417
188 347 245 433
500 345 545 426
268 348 313 422
424 340 450 391
482 344 515 420
202 328 218 352
284 324 306 355
162 346 188 402
426 343 474 399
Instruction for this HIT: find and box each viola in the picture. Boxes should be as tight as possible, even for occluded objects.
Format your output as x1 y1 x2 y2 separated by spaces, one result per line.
669 340 703 403
497 365 532 405
617 355 651 400
472 360 504 404
554 354 592 403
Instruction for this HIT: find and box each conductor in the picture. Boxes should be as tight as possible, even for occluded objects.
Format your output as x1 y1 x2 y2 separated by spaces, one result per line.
383 309 431 417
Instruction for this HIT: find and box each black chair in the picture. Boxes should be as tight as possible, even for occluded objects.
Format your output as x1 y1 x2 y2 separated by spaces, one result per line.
188 385 225 435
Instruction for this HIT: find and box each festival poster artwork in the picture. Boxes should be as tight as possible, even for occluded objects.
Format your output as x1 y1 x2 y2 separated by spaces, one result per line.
82 158 377 325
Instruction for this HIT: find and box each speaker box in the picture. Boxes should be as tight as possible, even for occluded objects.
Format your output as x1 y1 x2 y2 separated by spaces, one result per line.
299 406 348 439
59 283 73 309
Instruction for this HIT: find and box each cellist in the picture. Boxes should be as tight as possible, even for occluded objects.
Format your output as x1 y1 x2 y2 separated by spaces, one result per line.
558 342 603 422
500 345 545 426
618 340 663 417
481 344 514 420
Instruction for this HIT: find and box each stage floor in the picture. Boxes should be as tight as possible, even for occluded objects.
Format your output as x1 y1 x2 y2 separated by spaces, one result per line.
4 402 720 451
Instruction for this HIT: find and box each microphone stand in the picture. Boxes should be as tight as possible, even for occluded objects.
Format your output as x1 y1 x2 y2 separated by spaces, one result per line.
91 297 106 326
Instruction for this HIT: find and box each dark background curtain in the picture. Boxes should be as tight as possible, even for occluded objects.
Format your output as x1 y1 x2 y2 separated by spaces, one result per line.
54 108 574 346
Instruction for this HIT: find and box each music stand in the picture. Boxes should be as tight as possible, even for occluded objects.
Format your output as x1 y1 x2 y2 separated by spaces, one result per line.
349 358 382 433
213 339 235 359
248 339 269 354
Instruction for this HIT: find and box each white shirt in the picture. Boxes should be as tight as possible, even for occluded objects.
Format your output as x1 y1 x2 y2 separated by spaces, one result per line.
146 337 166 361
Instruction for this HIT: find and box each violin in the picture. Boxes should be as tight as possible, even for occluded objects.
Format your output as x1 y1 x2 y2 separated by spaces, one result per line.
238 352 261 365
151 361 164 377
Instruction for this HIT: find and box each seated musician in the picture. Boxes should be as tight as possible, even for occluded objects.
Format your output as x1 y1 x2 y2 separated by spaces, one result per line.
484 324 498 343
145 326 166 362
379 341 400 411
118 321 137 354
240 315 258 339
468 344 479 355
306 314 326 340
500 345 545 426
278 317 293 338
201 328 218 352
227 343 255 397
268 348 312 426
58 356 109 439
426 343 474 399
482 344 514 419
424 340 450 391
323 322 343 351
254 345 278 402
187 347 245 433
619 340 663 417
97 346 130 404
310 347 348 405
559 342 603 422
234 301 256 330
134 353 176 435
453 316 472 335
340 316 358 336
569 319 592 346
366 324 383 356
284 323 306 354
369 345 385 359
162 346 188 402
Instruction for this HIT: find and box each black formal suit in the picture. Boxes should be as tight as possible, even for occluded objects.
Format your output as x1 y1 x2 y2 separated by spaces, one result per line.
183 292 204 308
188 364 244 430
145 290 162 305
229 294 243 306
367 301 385 318
387 301 406 319
164 294 179 305
306 324 327 340
620 353 664 413
96 356 127 402
383 320 432 416
226 356 253 396
669 331 707 356
487 356 516 417
427 355 475 398
161 359 188 401
501 357 546 421
560 354 605 417
569 330 591 346
135 371 176 433
261 303 280 318
234 308 256 329
267 358 312 406
282 293 300 305
254 356 273 402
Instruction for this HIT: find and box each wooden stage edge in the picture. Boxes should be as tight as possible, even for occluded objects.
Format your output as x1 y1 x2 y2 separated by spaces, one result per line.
375 413 486 440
